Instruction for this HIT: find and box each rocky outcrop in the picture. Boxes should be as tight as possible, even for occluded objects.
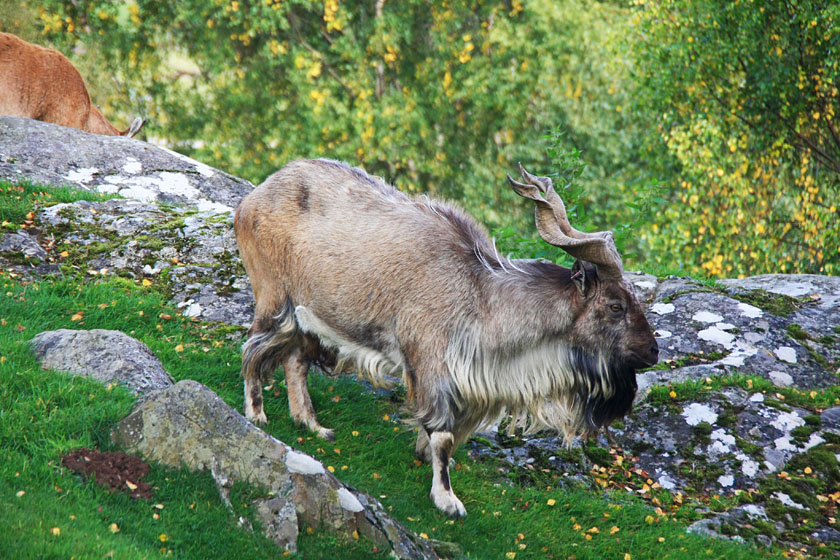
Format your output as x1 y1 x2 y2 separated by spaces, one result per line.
112 380 439 558
30 329 174 397
5 117 839 555
0 115 252 212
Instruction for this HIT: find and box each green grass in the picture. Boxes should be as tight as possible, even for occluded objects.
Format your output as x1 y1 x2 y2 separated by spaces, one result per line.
0 179 113 227
0 281 786 560
0 181 786 558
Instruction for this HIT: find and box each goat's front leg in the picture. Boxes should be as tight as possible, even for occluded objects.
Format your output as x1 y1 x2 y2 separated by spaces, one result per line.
428 430 466 517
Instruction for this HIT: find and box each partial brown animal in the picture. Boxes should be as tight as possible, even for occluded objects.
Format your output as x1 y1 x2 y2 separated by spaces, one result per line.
0 33 143 137
234 159 659 517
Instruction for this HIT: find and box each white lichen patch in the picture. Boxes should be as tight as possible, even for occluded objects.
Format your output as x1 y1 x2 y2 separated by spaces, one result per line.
773 492 805 510
654 329 672 339
740 457 760 478
769 370 794 387
803 433 826 451
285 449 326 475
749 393 765 403
774 436 797 452
183 303 203 318
651 303 675 315
737 302 763 318
717 474 735 487
772 411 805 432
710 429 736 455
697 326 735 349
682 403 718 426
157 172 202 199
720 345 758 367
716 322 737 331
66 167 99 184
773 346 797 363
635 280 656 290
657 473 677 490
122 157 143 174
196 199 234 214
692 311 724 323
336 487 365 512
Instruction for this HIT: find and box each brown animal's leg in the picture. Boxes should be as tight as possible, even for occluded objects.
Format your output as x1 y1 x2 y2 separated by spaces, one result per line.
415 426 432 463
428 431 466 517
241 301 296 425
283 345 334 441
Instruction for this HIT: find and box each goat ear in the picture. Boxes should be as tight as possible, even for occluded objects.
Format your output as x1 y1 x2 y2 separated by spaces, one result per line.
571 259 588 296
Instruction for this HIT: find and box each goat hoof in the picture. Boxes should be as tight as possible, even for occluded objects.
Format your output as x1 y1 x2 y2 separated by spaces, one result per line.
432 492 467 518
316 427 335 441
246 410 268 426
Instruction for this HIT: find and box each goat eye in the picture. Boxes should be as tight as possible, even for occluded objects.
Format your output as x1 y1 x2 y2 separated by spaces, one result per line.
609 303 623 313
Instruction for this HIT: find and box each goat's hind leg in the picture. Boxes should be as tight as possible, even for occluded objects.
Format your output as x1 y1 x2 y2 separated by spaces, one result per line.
241 302 296 424
283 335 334 441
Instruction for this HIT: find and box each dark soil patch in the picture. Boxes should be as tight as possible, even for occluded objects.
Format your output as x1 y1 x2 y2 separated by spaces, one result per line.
62 447 153 499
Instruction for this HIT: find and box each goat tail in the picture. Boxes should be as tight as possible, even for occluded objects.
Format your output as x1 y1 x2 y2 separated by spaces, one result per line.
241 299 299 385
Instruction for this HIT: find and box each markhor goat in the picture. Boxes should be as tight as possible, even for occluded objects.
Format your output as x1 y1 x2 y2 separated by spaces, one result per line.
0 33 143 137
234 159 659 517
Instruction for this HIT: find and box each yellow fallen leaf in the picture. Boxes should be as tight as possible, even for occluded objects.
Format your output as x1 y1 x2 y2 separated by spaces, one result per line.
587 526 600 534
109 523 119 533
645 515 655 524
625 554 632 560
159 534 168 542
610 526 620 534
174 344 184 353
125 481 138 491
327 466 335 473
352 530 359 540
97 303 108 309
142 279 152 287
15 490 24 497
585 534 592 541
669 390 677 398
50 527 60 536
505 553 516 559
352 430 359 437
154 504 164 510
59 250 69 258
658 537 665 542
419 533 429 539
71 312 83 322
547 498 556 506
573 523 582 531
804 467 813 474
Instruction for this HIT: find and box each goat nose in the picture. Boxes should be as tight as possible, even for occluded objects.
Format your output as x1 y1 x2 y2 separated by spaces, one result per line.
650 342 659 358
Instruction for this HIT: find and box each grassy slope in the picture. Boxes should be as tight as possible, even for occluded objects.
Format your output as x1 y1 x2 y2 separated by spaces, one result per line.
0 180 783 559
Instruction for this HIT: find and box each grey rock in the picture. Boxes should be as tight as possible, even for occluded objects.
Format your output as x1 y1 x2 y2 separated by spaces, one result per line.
254 497 299 552
624 271 659 305
0 115 252 211
811 527 840 544
821 406 840 434
646 278 838 390
112 380 439 559
0 230 47 259
35 197 254 327
30 329 174 396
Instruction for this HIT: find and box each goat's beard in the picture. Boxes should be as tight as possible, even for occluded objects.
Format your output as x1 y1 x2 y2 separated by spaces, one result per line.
578 356 638 433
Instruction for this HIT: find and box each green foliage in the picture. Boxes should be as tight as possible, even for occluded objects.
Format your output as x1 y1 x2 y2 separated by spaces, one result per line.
19 0 652 244
632 0 840 277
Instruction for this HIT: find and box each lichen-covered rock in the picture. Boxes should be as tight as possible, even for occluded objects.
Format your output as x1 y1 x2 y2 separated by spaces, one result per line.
112 380 439 559
34 197 254 327
0 116 252 212
30 329 174 396
647 276 838 389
